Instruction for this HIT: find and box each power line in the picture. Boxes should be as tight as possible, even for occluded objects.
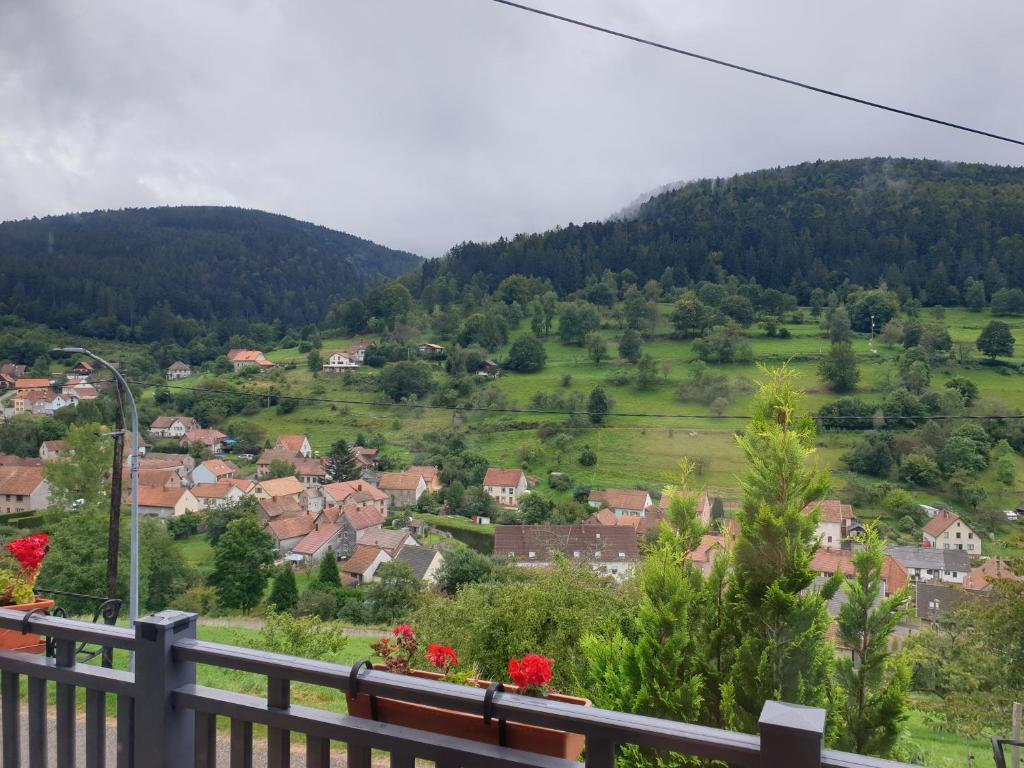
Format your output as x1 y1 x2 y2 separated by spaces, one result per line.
141 380 1024 423
488 0 1024 148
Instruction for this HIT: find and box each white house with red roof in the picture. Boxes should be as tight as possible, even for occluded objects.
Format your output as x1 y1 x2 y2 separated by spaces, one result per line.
377 472 427 509
322 352 360 372
483 468 528 508
135 486 200 518
180 429 228 455
275 435 313 459
149 416 200 439
190 482 245 509
322 480 389 514
291 522 345 565
0 466 50 514
802 499 859 551
190 459 238 486
922 509 980 555
588 489 654 518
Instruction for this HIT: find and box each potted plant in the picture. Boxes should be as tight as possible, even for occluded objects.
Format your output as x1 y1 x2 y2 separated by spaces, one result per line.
0 534 54 653
346 625 591 760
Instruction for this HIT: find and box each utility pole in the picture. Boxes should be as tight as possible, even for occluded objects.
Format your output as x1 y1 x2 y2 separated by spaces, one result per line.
106 376 125 600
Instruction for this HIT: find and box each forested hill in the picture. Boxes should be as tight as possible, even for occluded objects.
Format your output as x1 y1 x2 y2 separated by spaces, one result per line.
0 206 421 336
423 158 1024 302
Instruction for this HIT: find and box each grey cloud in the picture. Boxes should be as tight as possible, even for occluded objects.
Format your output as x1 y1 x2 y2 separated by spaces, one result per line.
1 0 1021 257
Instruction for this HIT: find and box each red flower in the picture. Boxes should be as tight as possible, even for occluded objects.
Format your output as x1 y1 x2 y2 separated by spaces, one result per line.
425 644 458 672
392 624 415 640
508 654 553 691
7 534 49 573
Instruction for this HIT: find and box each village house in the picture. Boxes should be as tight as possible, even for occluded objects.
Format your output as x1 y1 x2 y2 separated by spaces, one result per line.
588 488 654 518
0 466 50 515
292 458 327 491
149 416 201 440
483 468 528 508
811 548 909 596
417 343 445 359
884 545 972 584
322 352 359 372
395 547 444 584
407 466 442 493
126 468 183 490
14 390 72 416
0 363 27 379
165 361 192 381
322 480 390 514
134 486 200 519
258 496 306 526
583 506 667 539
135 453 195 482
276 435 313 459
657 490 714 526
267 515 316 556
686 534 729 578
180 429 228 455
0 373 15 392
339 545 391 586
963 558 1022 592
494 524 640 581
290 522 346 566
477 360 500 378
255 447 299 478
803 499 860 551
70 361 93 377
226 349 274 373
922 509 980 555
350 446 380 474
358 528 417 557
254 476 309 511
916 582 974 623
347 340 373 363
14 378 51 394
190 482 246 509
39 440 70 462
190 459 238 486
319 504 385 540
61 383 98 401
377 472 427 509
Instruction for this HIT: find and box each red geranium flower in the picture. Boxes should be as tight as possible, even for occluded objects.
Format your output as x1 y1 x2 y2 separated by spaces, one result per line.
508 654 553 693
7 534 49 574
425 644 458 672
392 624 414 640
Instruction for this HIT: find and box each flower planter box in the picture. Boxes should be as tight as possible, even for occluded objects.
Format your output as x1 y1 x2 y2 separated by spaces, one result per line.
346 667 591 760
0 599 55 654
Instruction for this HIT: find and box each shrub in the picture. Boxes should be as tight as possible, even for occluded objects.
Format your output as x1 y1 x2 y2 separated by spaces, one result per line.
900 453 942 487
260 610 350 659
295 590 339 620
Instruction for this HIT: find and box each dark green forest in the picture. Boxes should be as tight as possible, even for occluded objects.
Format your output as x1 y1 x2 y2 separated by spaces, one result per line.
417 158 1024 304
0 206 420 340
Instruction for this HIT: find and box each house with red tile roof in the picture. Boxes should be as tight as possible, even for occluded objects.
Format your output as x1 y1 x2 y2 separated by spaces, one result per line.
358 529 417 557
165 361 192 381
180 429 228 455
482 468 528 508
134 486 200 519
275 435 313 458
255 476 308 509
322 480 389 514
226 349 273 372
811 548 908 596
190 482 246 509
318 503 385 536
13 378 51 393
149 416 200 439
339 545 391 586
258 496 306 525
267 514 316 555
39 440 70 462
922 509 980 556
0 466 50 515
494 525 639 581
377 473 427 509
588 489 654 518
407 466 442 493
350 446 380 472
256 447 300 479
292 458 327 491
191 459 238 486
802 499 859 551
290 522 346 565
963 558 1021 592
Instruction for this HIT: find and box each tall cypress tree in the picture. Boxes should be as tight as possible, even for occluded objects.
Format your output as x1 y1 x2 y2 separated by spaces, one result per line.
325 440 360 482
316 548 342 588
834 526 912 758
268 567 299 613
722 365 838 734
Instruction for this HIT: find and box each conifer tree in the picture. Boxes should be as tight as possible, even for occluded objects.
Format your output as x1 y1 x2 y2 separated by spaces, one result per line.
325 439 360 481
316 548 342 588
834 527 912 758
723 365 838 733
268 566 299 612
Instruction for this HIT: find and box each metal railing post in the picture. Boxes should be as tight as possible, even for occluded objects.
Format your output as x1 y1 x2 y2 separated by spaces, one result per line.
134 611 198 768
758 700 826 768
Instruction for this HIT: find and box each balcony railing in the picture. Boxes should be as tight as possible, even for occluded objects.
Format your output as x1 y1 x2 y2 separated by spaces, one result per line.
0 607 924 768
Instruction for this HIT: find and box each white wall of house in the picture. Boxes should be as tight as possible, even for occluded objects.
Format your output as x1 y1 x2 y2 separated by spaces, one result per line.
924 519 980 555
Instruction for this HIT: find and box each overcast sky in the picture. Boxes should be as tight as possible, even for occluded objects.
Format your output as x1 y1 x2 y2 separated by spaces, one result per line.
1 1 1022 257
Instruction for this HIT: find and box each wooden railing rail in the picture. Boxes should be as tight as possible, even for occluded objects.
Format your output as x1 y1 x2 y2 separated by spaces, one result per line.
0 608 926 768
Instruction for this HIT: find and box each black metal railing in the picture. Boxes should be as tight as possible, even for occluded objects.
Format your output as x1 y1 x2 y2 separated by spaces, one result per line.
0 608 925 768
992 738 1024 768
34 587 123 667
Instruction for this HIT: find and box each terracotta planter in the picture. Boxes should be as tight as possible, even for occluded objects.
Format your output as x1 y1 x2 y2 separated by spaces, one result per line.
346 667 590 760
0 599 55 654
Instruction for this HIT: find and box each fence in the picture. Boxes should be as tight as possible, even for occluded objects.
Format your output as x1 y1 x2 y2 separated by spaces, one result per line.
0 607 925 768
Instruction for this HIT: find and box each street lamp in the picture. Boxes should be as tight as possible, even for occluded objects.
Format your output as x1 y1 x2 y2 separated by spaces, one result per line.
53 348 139 632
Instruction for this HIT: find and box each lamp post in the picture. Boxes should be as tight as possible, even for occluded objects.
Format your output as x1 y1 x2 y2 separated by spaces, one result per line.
53 348 139 631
